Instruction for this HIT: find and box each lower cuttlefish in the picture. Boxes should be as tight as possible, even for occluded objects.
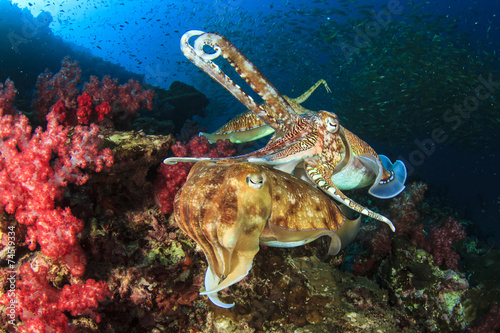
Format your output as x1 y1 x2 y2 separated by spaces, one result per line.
165 31 407 231
174 160 361 308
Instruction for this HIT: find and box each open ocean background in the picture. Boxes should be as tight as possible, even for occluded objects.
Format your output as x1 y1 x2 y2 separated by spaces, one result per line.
3 0 500 243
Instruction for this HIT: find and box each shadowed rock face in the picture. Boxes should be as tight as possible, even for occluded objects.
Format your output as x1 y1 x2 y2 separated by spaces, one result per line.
155 81 209 130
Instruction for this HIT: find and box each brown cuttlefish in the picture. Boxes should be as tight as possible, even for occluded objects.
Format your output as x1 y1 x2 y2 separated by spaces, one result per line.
174 160 361 308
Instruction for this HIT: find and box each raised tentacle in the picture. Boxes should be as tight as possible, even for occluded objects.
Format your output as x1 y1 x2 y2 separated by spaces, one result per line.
181 30 300 133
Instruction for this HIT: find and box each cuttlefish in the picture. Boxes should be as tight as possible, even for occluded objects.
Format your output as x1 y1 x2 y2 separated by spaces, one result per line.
165 30 406 232
174 160 361 308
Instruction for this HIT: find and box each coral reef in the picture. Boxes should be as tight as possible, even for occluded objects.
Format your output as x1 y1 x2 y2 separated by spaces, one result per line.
33 57 155 127
0 79 114 331
468 304 500 333
0 57 496 333
378 238 471 331
425 217 467 271
461 249 500 332
97 130 174 214
347 182 477 331
358 182 467 273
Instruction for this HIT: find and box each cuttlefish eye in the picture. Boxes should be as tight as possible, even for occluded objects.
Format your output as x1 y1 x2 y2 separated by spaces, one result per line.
325 117 338 133
246 173 264 190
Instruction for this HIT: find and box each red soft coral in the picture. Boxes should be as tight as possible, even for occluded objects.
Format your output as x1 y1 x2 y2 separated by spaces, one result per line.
0 79 17 115
32 57 81 122
425 217 466 270
0 108 113 275
4 262 111 333
83 75 155 122
76 91 93 125
388 181 428 247
32 58 155 126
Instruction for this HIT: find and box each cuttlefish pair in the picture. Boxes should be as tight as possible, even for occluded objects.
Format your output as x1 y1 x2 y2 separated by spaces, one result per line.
174 160 361 308
165 30 407 230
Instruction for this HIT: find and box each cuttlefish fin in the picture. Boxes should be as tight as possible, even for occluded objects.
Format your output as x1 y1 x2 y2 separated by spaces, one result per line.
262 222 343 256
200 124 275 144
366 154 407 199
336 205 362 251
199 110 276 144
306 163 395 232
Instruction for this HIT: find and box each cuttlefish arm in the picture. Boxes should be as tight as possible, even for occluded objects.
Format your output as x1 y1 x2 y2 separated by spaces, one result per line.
305 162 395 231
201 244 259 308
200 80 331 144
181 30 300 133
163 112 317 166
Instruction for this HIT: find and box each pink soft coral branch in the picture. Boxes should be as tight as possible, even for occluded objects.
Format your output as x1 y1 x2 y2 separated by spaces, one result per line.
8 262 111 333
32 57 155 126
0 105 112 275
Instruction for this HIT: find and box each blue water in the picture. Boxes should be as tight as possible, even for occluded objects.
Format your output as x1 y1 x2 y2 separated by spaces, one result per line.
4 0 500 242
13 0 500 107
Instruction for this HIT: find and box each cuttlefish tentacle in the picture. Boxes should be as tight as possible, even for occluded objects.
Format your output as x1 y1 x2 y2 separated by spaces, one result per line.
181 30 267 129
182 30 300 133
203 266 232 308
200 79 331 144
